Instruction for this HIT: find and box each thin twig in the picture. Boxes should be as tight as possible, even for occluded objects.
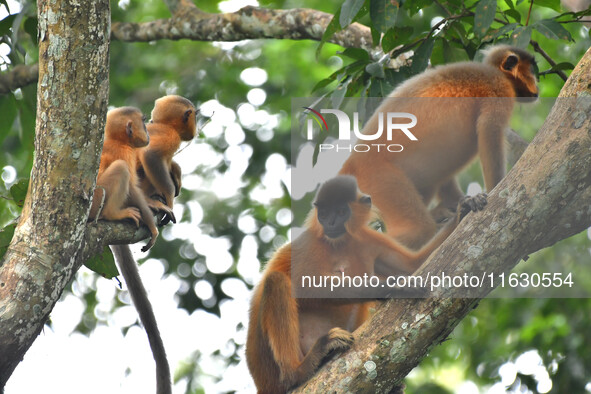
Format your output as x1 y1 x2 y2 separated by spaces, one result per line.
530 40 568 81
525 0 534 26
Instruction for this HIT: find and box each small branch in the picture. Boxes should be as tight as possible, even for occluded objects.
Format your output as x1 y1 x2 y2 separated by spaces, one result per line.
79 219 159 269
0 64 38 94
432 0 453 17
557 17 591 24
530 40 568 81
525 0 534 26
539 69 568 78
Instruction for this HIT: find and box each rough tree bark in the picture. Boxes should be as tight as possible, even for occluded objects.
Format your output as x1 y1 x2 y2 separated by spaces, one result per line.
294 46 591 393
0 0 110 387
0 4 373 94
110 6 373 50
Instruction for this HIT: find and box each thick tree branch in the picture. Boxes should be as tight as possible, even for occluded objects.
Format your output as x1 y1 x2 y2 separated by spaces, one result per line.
295 46 591 393
111 7 373 50
0 0 110 387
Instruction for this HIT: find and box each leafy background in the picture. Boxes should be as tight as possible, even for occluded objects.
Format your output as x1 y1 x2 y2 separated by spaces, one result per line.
1 0 590 393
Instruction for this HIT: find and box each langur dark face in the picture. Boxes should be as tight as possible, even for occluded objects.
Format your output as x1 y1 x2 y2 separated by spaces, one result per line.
314 175 360 239
316 202 351 239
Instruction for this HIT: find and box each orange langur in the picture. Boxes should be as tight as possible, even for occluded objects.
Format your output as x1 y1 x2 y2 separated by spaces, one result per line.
246 175 486 393
88 107 171 394
340 45 538 249
137 95 197 225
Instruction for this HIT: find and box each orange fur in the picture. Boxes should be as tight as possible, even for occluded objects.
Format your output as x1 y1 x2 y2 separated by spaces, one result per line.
89 106 157 249
340 45 538 249
246 176 483 393
137 95 197 222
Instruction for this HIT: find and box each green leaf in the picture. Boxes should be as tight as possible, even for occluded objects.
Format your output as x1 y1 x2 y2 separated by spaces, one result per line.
548 62 574 71
534 19 573 42
474 0 497 38
446 0 464 8
442 41 469 63
411 38 435 73
0 94 18 142
322 60 369 88
482 23 518 42
368 78 393 97
505 8 521 23
510 25 532 48
430 39 445 66
385 67 411 88
0 222 16 260
311 77 335 93
331 78 351 109
345 59 372 73
448 21 468 46
371 26 381 47
24 17 38 43
316 9 342 58
0 14 16 37
84 246 119 279
9 178 29 207
503 0 515 9
404 0 433 16
370 0 399 34
365 62 386 78
340 0 365 28
534 0 562 12
382 26 413 52
18 85 37 141
339 47 370 61
346 73 365 96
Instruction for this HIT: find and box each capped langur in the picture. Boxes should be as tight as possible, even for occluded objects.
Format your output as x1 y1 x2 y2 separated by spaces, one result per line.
88 106 159 250
137 95 197 225
246 176 486 393
88 107 171 394
340 45 538 249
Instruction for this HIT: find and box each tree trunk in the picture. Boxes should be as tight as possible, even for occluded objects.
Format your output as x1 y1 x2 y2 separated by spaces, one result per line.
294 46 591 393
0 0 110 387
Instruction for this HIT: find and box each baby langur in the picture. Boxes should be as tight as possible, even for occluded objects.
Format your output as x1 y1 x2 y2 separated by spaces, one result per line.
340 45 538 249
89 107 158 251
88 107 171 394
246 176 487 393
137 95 197 225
